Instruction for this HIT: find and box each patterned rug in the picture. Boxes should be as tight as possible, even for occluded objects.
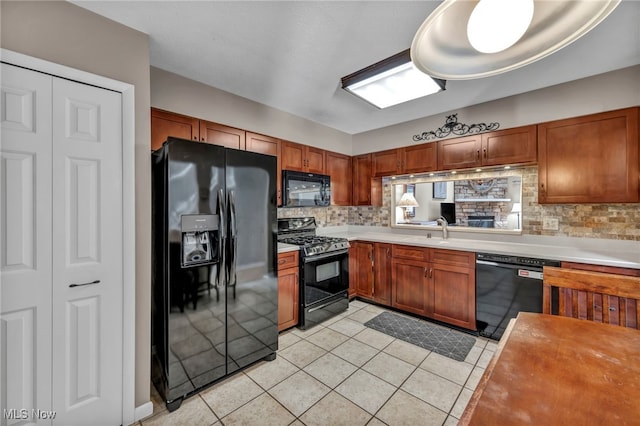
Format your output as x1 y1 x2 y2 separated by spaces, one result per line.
364 312 476 362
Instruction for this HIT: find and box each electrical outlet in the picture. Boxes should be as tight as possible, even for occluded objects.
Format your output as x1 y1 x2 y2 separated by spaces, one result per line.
543 217 559 231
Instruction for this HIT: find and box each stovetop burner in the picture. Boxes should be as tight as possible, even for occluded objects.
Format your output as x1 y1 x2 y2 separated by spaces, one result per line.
278 217 349 257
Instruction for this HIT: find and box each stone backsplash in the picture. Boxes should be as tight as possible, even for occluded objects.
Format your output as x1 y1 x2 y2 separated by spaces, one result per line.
277 166 640 240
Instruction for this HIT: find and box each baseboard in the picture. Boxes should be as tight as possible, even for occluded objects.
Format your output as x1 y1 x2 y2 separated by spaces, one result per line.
134 401 154 423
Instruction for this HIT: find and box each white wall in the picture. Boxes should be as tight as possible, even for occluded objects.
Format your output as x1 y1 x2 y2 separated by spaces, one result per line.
151 67 353 155
1 0 152 407
353 65 640 155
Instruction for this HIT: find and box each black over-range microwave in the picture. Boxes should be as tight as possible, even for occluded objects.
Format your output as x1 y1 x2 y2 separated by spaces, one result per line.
282 170 331 207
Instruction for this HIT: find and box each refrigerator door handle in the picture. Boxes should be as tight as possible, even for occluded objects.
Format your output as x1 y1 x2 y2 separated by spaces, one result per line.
227 190 237 289
216 188 226 287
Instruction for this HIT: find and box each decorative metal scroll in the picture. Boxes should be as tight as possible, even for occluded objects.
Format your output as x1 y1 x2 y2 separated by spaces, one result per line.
412 114 500 141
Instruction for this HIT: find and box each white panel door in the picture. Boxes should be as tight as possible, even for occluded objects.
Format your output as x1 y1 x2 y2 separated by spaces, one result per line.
1 64 53 426
51 79 122 425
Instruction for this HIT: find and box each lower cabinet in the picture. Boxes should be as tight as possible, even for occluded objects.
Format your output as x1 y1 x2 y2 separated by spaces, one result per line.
391 245 476 330
430 250 476 330
278 251 299 331
350 242 392 306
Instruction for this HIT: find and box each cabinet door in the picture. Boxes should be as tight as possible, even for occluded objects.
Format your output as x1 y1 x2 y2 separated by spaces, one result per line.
401 143 437 174
391 258 428 316
352 154 372 205
538 108 639 203
373 243 392 306
430 263 476 330
354 242 374 299
306 146 326 174
200 120 246 149
326 151 352 206
277 266 299 331
281 141 305 171
151 108 199 151
278 251 299 331
482 125 537 167
246 132 282 206
348 246 358 298
372 149 400 177
437 136 482 170
246 132 279 156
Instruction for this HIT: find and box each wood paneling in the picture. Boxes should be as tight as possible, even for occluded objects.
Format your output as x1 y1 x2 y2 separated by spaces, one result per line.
199 120 246 149
437 136 482 170
372 149 399 177
391 258 428 316
352 154 373 206
401 143 438 174
278 251 299 331
373 243 392 305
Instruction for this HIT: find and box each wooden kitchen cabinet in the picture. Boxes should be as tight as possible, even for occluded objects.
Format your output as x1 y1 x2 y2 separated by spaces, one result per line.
372 243 392 305
348 245 358 298
401 143 438 174
151 108 200 151
429 249 476 330
437 125 537 171
281 140 326 174
199 120 246 149
326 150 352 206
437 136 482 170
391 245 430 316
246 132 282 206
278 251 299 331
538 107 639 203
352 241 374 299
351 242 392 306
352 153 382 206
372 149 400 177
391 245 476 329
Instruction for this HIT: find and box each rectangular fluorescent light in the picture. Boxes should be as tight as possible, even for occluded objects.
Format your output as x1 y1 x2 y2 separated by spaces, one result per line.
341 49 445 109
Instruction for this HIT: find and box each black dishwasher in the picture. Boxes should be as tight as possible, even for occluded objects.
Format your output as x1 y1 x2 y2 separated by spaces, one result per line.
476 252 560 340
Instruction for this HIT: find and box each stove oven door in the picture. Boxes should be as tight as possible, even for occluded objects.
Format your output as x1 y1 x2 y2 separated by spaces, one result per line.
300 249 349 328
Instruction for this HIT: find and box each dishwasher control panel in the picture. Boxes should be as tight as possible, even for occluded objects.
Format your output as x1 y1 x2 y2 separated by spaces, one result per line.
476 252 560 268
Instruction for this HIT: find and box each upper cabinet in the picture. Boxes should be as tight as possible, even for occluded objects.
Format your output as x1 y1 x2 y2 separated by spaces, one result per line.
372 143 438 177
402 143 438 174
481 125 537 167
538 107 639 204
437 125 536 171
281 141 326 174
199 120 246 149
246 132 282 206
151 108 199 150
353 153 382 206
326 151 352 206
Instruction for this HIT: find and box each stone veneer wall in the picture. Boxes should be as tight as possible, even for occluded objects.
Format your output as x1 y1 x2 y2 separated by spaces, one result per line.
277 166 640 240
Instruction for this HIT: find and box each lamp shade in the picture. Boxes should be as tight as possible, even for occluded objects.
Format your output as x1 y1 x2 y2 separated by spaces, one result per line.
511 202 522 213
397 192 420 207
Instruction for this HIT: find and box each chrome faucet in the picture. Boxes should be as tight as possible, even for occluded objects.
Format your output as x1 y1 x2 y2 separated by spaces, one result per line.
436 216 448 240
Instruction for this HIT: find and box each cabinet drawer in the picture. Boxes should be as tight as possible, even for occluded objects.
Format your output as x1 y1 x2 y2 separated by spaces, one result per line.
431 249 475 267
392 245 429 262
278 251 299 272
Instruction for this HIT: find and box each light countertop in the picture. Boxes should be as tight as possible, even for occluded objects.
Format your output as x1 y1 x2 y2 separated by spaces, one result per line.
313 226 640 270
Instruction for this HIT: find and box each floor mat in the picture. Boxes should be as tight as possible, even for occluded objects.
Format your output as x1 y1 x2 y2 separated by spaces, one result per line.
364 311 476 362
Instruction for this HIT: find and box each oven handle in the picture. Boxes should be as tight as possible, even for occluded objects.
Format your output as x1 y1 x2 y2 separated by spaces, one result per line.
303 249 349 263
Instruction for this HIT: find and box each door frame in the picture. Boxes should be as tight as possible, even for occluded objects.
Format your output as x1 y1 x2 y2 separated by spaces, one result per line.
1 48 136 425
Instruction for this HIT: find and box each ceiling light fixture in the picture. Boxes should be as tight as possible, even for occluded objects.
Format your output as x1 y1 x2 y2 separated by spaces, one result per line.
411 0 621 79
467 0 534 53
341 49 446 109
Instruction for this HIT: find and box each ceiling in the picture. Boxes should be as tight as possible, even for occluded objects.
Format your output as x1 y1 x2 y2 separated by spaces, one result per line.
72 1 640 135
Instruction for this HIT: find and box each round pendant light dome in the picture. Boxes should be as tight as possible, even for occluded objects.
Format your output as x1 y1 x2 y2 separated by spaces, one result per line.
411 0 621 80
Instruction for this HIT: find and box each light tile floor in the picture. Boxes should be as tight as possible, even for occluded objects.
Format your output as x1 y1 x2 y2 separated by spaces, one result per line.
135 300 497 426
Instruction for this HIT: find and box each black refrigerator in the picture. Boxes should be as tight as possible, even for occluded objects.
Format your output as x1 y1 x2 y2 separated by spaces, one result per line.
151 137 278 411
